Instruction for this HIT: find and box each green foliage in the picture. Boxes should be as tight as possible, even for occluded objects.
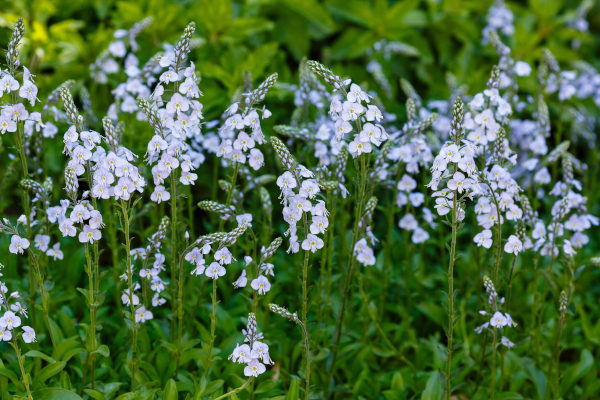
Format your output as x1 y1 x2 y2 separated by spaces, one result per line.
0 0 598 399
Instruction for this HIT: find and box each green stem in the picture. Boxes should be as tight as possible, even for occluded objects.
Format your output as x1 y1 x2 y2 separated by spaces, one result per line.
26 249 56 348
84 243 97 389
327 154 367 389
205 278 218 378
213 378 252 400
121 200 137 390
301 249 311 400
170 172 178 340
490 328 498 400
445 186 458 400
12 335 33 400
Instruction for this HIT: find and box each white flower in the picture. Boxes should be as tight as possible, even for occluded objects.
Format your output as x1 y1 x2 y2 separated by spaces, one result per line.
229 344 252 364
341 101 364 121
411 227 429 244
249 148 264 170
348 137 371 157
22 326 36 343
501 336 515 348
236 213 253 227
151 185 171 203
276 171 297 190
233 270 248 288
359 123 382 146
0 311 21 329
135 306 153 323
9 235 30 254
398 175 417 192
513 61 531 77
0 327 12 341
251 275 271 295
442 144 461 163
504 235 522 254
205 262 226 279
301 234 324 253
474 230 493 248
121 289 139 306
244 359 266 377
251 341 273 365
79 225 101 244
490 311 507 328
214 248 233 265
447 171 470 193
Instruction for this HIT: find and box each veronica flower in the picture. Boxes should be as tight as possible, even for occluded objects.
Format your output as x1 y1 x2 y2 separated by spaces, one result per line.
9 235 30 254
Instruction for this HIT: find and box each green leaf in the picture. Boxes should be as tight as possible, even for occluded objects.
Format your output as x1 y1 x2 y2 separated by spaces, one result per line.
286 377 300 400
420 372 442 400
34 361 66 386
391 371 404 391
561 349 594 392
24 350 56 364
199 380 224 396
496 392 524 400
0 366 24 390
83 389 105 400
30 388 83 400
163 379 178 400
91 344 110 358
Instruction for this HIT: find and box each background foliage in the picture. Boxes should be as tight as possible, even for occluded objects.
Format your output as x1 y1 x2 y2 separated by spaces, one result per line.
0 0 599 399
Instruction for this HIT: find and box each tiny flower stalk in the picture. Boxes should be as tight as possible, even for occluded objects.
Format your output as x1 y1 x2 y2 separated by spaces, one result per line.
8 19 39 344
550 287 571 398
119 200 138 390
0 272 37 400
12 334 33 400
427 97 466 400
270 304 310 400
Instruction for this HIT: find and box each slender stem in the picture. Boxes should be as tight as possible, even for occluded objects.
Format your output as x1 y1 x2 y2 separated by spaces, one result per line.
13 112 38 341
12 336 33 400
219 164 240 231
490 328 498 400
301 249 311 400
26 248 56 348
316 191 331 345
324 196 337 333
176 254 185 373
327 154 367 392
298 318 311 400
445 186 458 400
121 200 137 390
529 255 541 362
205 278 218 378
357 272 416 371
170 172 178 339
213 378 252 400
84 243 97 389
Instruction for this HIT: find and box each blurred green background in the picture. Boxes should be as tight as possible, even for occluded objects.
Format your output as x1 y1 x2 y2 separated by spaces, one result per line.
1 0 598 118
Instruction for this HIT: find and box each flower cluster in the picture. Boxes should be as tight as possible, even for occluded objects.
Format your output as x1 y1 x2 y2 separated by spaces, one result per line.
135 23 204 203
90 17 153 85
475 276 516 348
233 237 282 296
185 224 248 280
428 97 478 220
213 73 277 169
127 216 170 314
532 154 598 257
271 136 328 254
354 197 378 266
0 264 35 344
308 60 389 158
482 0 514 44
228 313 273 377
